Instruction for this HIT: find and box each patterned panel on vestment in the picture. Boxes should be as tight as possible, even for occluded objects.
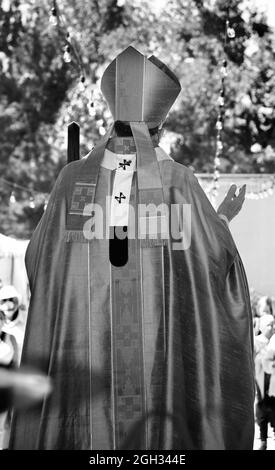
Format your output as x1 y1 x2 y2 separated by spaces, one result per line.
111 245 146 449
69 182 95 215
114 139 136 155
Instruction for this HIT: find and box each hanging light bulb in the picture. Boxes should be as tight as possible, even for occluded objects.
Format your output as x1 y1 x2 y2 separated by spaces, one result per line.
49 7 58 26
63 45 72 63
217 140 223 151
29 196 35 209
212 19 233 190
218 95 225 107
214 157 221 167
88 101 96 117
79 75 86 92
220 59 228 78
99 126 106 136
9 191 16 204
221 66 228 78
227 27 236 39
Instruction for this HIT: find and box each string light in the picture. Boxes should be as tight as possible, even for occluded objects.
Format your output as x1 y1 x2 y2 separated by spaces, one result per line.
227 27 236 39
48 0 86 80
79 75 86 92
88 100 96 118
1 177 47 196
1 177 50 211
217 95 225 108
63 45 72 63
212 19 236 198
245 176 275 200
29 196 35 209
210 17 275 201
39 5 275 204
49 5 58 26
220 66 228 78
47 0 108 136
9 191 16 204
200 174 275 200
99 126 106 136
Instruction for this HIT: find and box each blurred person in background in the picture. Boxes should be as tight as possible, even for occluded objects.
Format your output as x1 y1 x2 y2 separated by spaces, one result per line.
254 314 275 450
0 365 52 449
254 297 274 337
0 304 51 449
255 346 275 450
0 285 26 362
0 310 18 368
258 296 273 317
254 314 274 355
0 309 18 449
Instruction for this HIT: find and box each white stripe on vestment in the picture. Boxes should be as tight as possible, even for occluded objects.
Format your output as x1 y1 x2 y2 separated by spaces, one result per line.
101 147 172 227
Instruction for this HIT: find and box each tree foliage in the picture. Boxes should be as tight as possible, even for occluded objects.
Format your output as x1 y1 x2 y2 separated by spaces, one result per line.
0 0 274 238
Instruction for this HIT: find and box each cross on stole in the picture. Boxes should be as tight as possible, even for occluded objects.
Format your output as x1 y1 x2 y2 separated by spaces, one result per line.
119 159 132 170
115 192 126 204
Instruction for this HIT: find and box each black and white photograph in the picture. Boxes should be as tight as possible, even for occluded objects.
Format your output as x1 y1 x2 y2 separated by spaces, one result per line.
0 0 275 457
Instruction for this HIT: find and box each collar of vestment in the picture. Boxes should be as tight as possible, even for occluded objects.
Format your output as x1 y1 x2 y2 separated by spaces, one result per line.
101 146 173 171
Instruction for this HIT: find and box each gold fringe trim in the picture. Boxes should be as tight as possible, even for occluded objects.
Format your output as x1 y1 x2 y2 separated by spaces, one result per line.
140 237 169 248
64 230 89 243
64 231 169 247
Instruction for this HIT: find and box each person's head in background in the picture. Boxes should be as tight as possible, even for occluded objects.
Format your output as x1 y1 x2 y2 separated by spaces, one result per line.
259 314 274 340
0 285 20 324
257 296 273 317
